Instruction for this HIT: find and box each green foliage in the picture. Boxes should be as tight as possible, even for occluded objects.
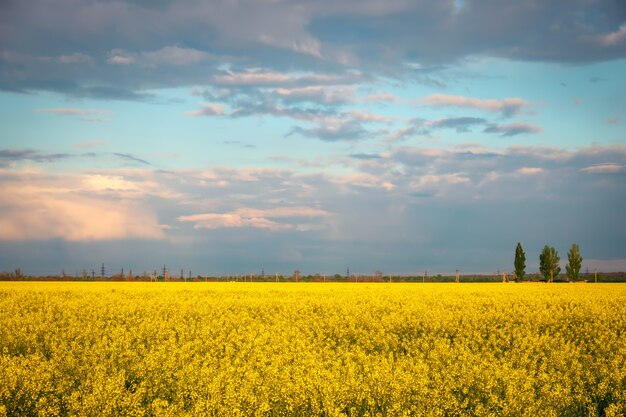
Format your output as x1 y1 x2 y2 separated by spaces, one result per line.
514 242 526 282
566 243 583 282
539 245 561 282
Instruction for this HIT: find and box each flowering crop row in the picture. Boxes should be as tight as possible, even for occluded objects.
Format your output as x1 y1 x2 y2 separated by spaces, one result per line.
0 283 624 416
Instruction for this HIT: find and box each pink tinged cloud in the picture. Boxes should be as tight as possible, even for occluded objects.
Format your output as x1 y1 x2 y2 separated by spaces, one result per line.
581 163 625 174
178 207 330 230
211 71 361 87
596 27 626 47
107 49 135 65
185 103 226 117
274 86 356 104
108 55 134 64
0 189 165 241
607 117 621 124
421 94 531 115
38 108 109 116
516 167 543 175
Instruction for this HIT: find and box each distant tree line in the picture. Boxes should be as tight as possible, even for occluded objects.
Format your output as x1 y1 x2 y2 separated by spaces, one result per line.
1 244 624 282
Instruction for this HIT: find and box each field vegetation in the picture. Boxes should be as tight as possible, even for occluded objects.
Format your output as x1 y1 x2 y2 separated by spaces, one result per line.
1 282 625 416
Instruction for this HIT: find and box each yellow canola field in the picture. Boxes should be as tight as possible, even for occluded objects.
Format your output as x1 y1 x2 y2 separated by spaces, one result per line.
0 282 625 417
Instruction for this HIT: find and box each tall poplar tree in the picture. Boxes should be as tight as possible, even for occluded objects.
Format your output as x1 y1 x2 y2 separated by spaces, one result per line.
539 245 561 282
566 243 583 282
514 242 526 282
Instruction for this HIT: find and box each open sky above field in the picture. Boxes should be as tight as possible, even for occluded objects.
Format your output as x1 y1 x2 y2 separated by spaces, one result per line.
1 0 625 275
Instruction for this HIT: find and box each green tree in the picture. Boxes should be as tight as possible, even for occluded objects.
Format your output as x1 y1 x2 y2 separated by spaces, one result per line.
539 245 561 282
514 242 526 282
566 243 583 282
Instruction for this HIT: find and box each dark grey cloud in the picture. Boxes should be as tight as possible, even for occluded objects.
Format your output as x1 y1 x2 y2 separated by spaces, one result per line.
189 85 394 141
483 122 542 137
113 153 151 166
385 116 496 141
0 148 154 168
430 117 486 132
2 0 625 99
0 149 72 165
350 153 382 160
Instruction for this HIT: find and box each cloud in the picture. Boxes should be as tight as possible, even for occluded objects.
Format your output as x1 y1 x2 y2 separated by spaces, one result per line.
350 153 382 160
516 167 543 175
0 149 72 165
274 86 356 105
113 153 151 166
594 27 626 47
2 0 626 103
0 170 166 241
178 206 330 231
483 122 542 137
348 110 394 123
410 173 470 188
607 117 621 124
384 126 421 143
142 46 210 66
107 49 135 65
38 108 109 116
1 143 625 272
185 103 226 116
57 53 92 64
428 117 486 132
211 71 365 88
223 140 256 149
287 122 367 142
188 85 393 141
421 94 531 117
581 163 625 174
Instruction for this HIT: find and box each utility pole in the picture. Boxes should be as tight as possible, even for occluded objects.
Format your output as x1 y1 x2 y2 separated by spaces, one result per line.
275 272 278 283
346 267 350 281
101 263 105 279
455 269 460 283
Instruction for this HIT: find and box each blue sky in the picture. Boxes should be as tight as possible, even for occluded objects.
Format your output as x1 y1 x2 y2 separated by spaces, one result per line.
1 0 625 276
